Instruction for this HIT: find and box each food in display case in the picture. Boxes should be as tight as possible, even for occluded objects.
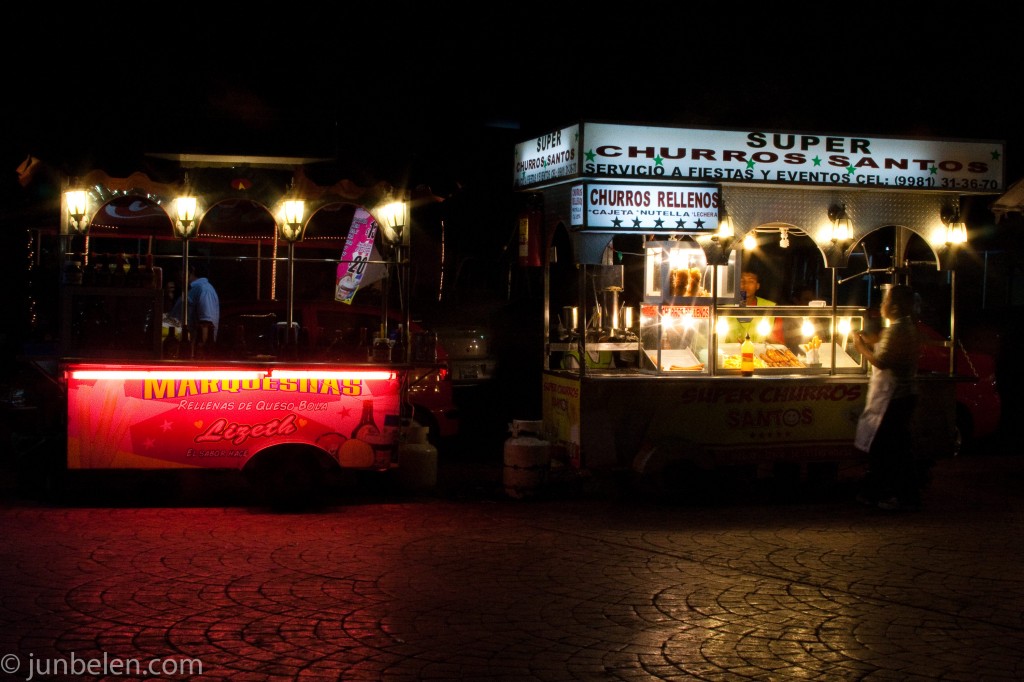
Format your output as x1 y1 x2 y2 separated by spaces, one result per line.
669 266 707 297
644 239 734 304
760 346 805 367
640 304 710 368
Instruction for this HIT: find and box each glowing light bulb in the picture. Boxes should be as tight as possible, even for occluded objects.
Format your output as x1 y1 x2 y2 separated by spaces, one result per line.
717 315 731 339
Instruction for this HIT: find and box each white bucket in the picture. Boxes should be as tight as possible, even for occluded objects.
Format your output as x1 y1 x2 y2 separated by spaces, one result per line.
503 422 550 499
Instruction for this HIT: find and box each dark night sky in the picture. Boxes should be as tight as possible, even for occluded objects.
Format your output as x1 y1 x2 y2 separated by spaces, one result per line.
4 9 1021 196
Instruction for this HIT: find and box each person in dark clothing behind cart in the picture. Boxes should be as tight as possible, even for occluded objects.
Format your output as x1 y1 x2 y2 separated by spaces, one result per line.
852 284 922 511
165 262 220 354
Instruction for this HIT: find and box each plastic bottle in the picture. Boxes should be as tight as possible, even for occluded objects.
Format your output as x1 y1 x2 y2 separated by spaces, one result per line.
741 333 754 376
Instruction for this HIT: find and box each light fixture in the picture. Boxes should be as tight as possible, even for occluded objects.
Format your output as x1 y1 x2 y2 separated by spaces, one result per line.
278 196 307 349
174 195 198 239
828 204 852 243
716 314 731 340
779 227 790 249
281 199 306 243
65 188 89 234
943 211 967 245
173 193 199 356
714 206 734 241
743 231 757 250
946 220 967 245
378 198 408 245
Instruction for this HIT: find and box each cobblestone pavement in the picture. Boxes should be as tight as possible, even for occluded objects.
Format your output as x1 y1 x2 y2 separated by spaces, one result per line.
1 454 1023 681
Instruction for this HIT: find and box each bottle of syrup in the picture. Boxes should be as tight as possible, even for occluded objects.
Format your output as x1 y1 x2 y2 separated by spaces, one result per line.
741 334 755 376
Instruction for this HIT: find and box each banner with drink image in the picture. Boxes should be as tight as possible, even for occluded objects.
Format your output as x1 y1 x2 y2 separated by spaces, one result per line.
335 207 382 304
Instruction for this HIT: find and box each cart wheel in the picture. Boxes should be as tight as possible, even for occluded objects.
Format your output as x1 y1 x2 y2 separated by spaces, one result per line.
245 446 326 509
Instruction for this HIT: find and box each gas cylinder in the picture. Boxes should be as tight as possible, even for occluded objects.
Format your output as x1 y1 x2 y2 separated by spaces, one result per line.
503 420 551 499
397 424 437 492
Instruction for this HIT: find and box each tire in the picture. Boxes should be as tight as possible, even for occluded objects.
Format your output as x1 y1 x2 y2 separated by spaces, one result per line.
245 446 326 509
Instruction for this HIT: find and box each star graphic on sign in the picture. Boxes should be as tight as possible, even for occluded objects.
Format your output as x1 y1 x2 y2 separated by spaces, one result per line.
846 165 856 174
654 154 664 166
585 149 596 162
929 166 938 175
654 218 664 228
144 437 155 450
612 217 623 228
812 156 822 166
694 218 705 229
161 420 173 432
991 149 1001 160
632 218 643 228
746 159 756 169
675 219 687 228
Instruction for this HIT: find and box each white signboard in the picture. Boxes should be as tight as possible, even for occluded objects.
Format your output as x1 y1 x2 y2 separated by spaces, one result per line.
515 122 1005 192
576 183 720 231
513 124 580 186
570 184 584 225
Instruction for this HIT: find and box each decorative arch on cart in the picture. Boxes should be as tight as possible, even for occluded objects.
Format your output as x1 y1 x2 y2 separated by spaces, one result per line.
66 166 402 299
719 185 964 270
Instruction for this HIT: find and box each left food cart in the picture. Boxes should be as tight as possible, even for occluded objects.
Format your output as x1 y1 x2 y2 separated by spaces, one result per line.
51 155 443 502
517 122 1004 491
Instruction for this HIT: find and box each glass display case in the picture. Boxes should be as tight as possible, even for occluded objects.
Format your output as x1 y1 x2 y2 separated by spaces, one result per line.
644 238 736 304
639 304 711 372
547 235 867 376
712 306 865 374
549 263 642 370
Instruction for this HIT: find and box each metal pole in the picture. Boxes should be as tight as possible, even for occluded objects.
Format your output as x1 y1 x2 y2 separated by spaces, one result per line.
830 266 838 374
180 238 190 357
710 262 719 376
403 244 411 364
544 242 551 371
949 268 957 375
286 241 296 348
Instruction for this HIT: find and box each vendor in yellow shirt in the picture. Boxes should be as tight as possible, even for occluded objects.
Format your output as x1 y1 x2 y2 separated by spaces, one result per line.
721 270 782 343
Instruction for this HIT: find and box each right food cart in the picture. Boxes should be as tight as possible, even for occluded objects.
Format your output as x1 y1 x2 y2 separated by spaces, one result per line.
515 122 1004 486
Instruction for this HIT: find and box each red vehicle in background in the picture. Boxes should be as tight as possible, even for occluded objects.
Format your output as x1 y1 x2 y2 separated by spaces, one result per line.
915 321 1001 455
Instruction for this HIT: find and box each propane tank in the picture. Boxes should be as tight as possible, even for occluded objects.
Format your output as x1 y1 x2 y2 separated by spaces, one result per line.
397 424 437 492
503 420 551 499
